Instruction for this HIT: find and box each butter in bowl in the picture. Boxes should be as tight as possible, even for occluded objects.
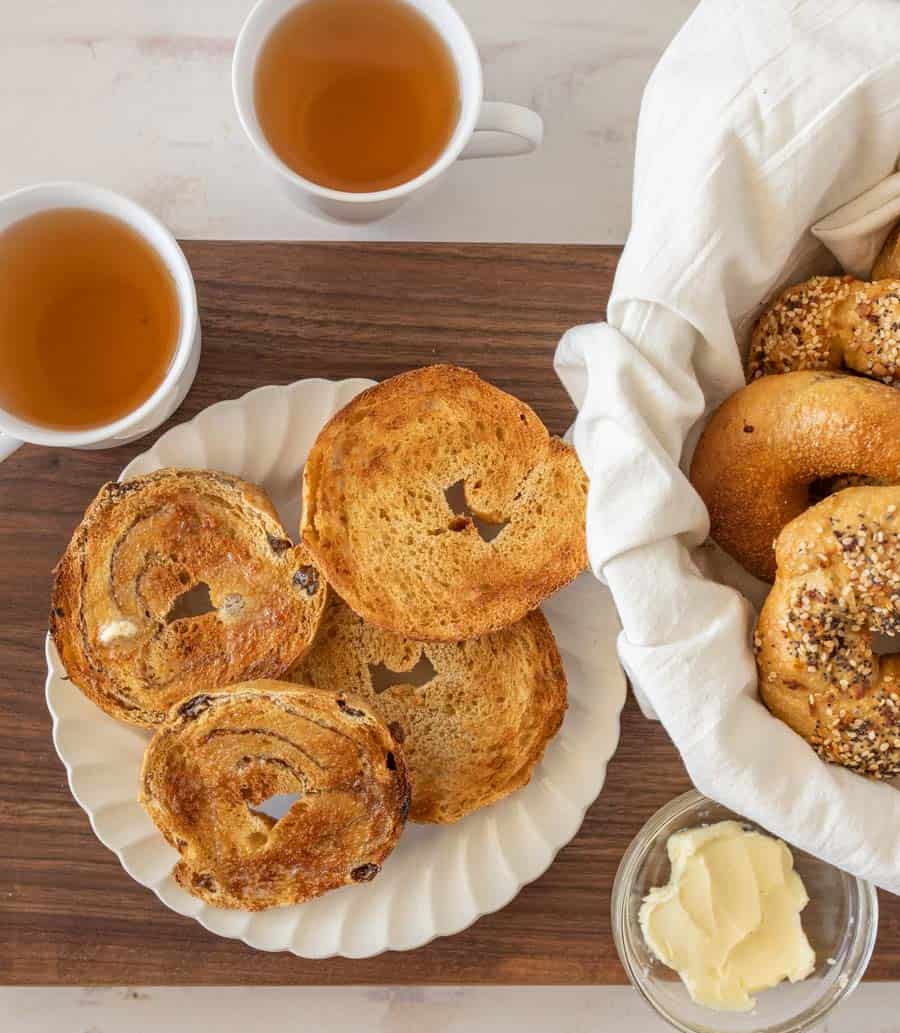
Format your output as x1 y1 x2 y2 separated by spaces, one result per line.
612 791 878 1033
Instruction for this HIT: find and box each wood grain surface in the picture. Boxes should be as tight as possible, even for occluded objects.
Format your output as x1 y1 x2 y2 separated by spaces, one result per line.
1 242 898 985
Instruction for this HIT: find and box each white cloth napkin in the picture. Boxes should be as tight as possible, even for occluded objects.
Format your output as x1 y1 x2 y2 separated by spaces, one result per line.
555 0 900 894
814 172 900 278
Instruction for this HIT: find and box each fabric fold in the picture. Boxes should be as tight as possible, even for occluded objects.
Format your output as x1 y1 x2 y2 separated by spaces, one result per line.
557 0 900 893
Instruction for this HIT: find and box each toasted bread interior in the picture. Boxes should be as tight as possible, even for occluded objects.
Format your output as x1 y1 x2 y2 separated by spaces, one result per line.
302 365 588 641
140 682 410 910
51 469 326 726
293 596 567 822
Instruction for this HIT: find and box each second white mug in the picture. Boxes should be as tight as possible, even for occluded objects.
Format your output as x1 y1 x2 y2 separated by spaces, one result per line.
0 182 200 464
232 0 544 224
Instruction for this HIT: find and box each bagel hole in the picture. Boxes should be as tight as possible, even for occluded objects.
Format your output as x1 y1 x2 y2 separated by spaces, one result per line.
871 631 897 656
369 654 437 694
249 792 304 822
444 480 508 542
808 474 881 505
166 581 215 623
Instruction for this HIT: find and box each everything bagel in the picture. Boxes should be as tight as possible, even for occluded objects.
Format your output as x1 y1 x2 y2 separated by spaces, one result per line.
747 275 900 383
690 371 900 581
756 488 900 780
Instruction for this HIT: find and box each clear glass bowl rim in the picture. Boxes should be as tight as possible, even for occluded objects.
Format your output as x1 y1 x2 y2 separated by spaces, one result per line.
611 789 879 1033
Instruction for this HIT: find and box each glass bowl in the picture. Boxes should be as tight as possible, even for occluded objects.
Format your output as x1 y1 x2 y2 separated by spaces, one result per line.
612 790 878 1033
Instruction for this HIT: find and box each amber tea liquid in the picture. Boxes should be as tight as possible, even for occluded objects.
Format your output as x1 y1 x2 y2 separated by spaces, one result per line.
0 208 179 431
254 0 461 193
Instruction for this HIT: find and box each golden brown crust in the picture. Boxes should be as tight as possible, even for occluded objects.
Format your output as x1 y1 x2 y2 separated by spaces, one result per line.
747 275 900 384
301 366 588 642
873 222 900 280
140 681 410 910
690 371 900 581
292 596 567 823
747 276 854 378
756 489 900 780
50 469 327 727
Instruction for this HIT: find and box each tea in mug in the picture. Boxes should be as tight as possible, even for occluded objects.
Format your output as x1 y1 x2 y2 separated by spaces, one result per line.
0 208 180 431
254 0 461 193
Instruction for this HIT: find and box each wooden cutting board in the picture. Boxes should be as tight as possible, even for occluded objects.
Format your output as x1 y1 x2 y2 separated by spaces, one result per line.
1 242 898 985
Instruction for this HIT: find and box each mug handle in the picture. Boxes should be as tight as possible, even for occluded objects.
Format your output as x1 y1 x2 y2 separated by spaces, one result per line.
460 102 543 160
0 432 22 463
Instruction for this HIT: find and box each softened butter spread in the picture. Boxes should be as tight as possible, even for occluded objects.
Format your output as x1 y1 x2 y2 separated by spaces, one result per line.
98 619 139 645
639 820 815 1012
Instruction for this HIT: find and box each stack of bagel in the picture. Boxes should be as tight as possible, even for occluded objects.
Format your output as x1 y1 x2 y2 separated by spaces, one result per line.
50 366 588 910
690 232 900 780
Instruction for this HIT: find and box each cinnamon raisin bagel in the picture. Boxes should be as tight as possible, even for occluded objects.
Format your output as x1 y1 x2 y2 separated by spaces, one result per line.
756 488 900 780
747 275 900 384
690 371 900 581
51 469 327 727
292 596 567 823
140 682 410 910
301 365 588 642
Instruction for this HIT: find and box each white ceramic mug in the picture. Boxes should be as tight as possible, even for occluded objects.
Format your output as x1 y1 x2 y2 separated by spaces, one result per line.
0 182 201 463
232 0 544 223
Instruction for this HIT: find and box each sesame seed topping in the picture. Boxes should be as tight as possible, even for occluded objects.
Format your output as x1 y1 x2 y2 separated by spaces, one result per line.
759 493 900 778
748 276 855 378
748 276 900 385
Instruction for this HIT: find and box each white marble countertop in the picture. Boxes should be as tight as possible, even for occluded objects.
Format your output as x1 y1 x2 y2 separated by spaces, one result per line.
5 985 900 1032
0 0 696 243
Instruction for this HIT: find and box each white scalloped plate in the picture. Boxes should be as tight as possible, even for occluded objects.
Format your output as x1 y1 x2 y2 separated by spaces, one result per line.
45 378 625 958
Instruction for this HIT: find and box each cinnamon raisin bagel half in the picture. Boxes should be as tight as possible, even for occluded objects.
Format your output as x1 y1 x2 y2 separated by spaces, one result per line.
140 682 410 910
747 275 900 383
756 488 900 780
301 365 588 642
292 596 567 823
51 469 327 727
690 371 900 581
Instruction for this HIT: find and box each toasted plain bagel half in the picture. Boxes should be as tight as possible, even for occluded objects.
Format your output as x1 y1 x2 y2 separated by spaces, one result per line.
140 682 410 910
301 365 588 641
292 596 567 822
690 371 900 581
51 469 327 726
756 489 900 780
